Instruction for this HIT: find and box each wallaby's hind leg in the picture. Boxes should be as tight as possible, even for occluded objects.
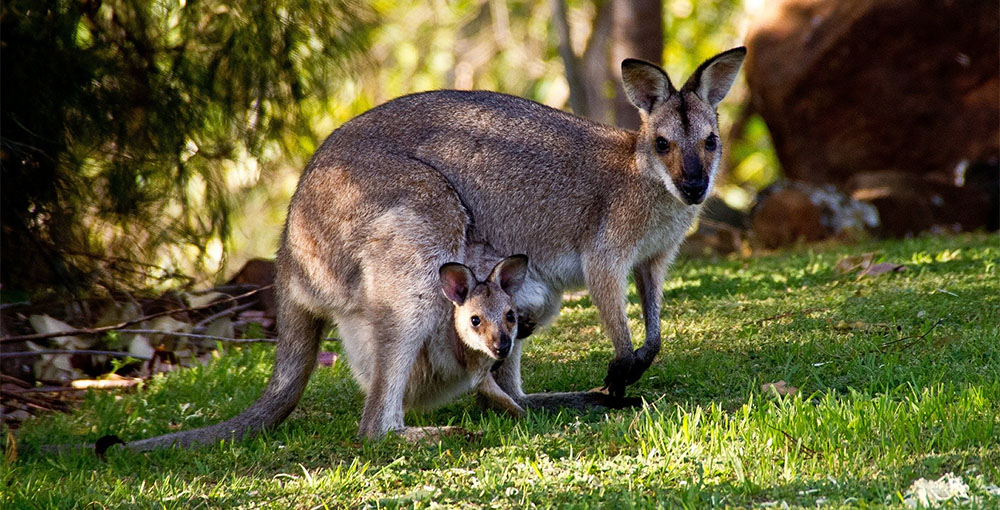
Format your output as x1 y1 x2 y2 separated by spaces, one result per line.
356 308 434 439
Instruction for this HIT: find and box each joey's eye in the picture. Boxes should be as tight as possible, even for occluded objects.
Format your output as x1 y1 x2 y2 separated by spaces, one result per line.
705 133 718 151
654 137 670 154
506 310 516 323
470 316 481 327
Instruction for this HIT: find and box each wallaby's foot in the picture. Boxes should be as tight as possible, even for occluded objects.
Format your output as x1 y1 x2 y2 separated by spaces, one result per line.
399 426 480 443
603 349 653 397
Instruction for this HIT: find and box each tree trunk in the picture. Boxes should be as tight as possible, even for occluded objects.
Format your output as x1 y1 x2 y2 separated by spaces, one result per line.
552 0 663 128
609 0 663 129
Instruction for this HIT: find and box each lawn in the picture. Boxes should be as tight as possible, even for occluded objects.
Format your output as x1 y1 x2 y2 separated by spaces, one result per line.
3 233 998 509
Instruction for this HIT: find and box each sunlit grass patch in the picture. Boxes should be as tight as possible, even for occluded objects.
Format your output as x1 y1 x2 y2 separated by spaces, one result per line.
3 233 998 509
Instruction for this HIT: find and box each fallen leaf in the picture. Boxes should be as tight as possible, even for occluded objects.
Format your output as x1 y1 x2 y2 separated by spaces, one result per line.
146 316 191 337
28 315 95 349
204 317 234 340
128 334 155 359
94 301 142 327
834 253 906 277
5 429 16 463
762 380 798 397
317 351 338 367
835 253 875 274
858 262 906 277
26 340 85 383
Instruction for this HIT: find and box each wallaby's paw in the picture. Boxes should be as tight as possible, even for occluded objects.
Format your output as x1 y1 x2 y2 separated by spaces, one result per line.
603 349 653 397
603 354 635 397
399 426 481 443
475 393 526 418
94 434 126 459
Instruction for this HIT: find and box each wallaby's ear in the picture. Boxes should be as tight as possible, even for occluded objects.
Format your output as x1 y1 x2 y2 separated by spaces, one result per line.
489 255 528 296
682 47 747 107
439 263 475 305
621 59 675 113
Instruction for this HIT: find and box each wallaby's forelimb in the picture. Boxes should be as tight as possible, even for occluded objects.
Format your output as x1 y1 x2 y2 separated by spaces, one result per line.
491 339 525 399
476 373 525 417
632 253 670 367
583 256 637 397
122 300 323 451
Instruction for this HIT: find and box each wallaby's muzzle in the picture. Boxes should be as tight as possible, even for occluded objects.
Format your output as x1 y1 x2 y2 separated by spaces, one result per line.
677 152 709 204
677 177 708 205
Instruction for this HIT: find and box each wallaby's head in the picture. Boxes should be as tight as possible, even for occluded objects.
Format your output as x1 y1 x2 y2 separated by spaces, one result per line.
439 255 528 360
622 47 747 206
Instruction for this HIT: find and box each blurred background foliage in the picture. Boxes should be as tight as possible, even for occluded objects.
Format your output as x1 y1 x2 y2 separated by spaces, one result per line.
1 0 777 299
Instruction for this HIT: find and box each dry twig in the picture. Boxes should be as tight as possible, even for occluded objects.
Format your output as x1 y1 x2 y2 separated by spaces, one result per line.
115 329 277 343
0 286 272 344
748 307 828 325
0 349 152 360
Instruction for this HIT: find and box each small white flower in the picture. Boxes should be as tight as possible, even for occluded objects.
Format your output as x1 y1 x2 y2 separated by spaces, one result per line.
903 472 970 508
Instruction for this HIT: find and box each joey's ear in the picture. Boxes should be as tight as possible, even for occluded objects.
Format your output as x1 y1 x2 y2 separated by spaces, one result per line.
621 59 675 113
488 254 528 296
682 46 747 107
439 263 475 305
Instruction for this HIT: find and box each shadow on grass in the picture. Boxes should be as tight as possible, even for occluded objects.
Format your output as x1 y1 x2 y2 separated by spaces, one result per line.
8 235 997 508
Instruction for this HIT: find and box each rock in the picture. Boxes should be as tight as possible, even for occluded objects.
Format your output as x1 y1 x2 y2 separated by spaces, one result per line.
745 0 998 232
681 197 747 256
846 169 997 236
226 258 276 318
750 181 878 249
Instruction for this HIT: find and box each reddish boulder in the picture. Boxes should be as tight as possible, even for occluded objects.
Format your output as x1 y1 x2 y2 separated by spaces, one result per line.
745 0 998 232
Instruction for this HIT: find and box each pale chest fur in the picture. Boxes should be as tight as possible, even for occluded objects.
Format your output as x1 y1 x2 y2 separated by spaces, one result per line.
636 200 701 263
403 329 494 411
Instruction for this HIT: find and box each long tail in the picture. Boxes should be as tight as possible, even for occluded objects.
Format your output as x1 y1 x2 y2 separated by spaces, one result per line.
123 301 324 451
517 390 643 412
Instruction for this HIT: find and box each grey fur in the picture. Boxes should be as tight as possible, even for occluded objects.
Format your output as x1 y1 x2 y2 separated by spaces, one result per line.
120 47 746 448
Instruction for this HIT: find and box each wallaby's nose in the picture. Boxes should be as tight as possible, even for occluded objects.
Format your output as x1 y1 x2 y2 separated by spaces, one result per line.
494 333 513 359
678 179 707 204
679 152 708 204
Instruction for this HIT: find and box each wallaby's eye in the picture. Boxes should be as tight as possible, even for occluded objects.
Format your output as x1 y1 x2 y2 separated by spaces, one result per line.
506 310 516 323
705 133 718 151
654 137 670 154
470 316 481 327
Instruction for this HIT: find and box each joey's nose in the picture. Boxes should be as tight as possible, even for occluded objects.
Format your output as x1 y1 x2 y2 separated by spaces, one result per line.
494 333 513 359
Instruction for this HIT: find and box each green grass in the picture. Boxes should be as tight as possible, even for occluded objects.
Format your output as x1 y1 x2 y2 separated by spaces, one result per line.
4 233 999 509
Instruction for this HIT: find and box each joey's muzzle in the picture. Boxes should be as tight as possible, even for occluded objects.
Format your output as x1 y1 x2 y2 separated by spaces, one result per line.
492 333 513 359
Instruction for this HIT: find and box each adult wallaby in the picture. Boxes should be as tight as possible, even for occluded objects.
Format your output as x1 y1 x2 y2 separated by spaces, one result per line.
117 47 746 448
